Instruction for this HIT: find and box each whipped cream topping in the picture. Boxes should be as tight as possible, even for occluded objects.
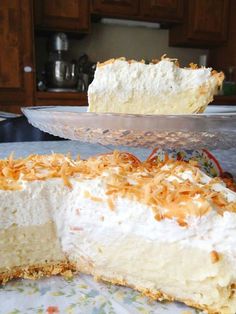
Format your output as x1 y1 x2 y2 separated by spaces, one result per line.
90 60 212 95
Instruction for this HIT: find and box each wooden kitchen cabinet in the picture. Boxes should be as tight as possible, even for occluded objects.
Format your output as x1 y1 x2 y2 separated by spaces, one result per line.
34 0 90 32
0 0 35 113
35 91 88 106
140 0 183 23
169 0 229 47
92 0 139 17
209 0 236 79
92 0 183 23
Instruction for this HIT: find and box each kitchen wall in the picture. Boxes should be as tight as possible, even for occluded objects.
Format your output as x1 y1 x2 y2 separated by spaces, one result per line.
36 21 209 77
69 22 208 66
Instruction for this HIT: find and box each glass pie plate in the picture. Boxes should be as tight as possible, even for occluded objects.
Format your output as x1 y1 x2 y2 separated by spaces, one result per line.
22 106 236 149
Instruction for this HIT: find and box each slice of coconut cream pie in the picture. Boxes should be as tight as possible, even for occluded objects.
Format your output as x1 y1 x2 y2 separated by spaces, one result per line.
88 56 224 114
0 151 236 314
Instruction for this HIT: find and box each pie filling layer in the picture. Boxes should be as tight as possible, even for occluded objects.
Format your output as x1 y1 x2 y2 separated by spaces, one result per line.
0 152 235 314
73 239 236 314
0 223 66 272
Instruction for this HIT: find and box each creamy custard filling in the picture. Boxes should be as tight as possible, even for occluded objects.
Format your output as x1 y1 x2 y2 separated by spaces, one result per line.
72 237 236 314
0 223 66 271
89 87 213 114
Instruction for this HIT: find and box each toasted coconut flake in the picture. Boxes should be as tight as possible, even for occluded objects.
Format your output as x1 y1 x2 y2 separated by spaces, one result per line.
210 250 220 263
189 63 198 69
0 151 235 225
107 197 115 211
84 190 103 202
8 152 14 168
60 172 72 189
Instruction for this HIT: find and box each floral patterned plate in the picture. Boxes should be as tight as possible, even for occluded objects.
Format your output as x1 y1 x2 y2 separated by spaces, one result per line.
149 148 222 177
0 275 203 314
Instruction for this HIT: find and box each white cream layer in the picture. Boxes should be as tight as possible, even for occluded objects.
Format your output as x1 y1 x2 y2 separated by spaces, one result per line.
1 168 236 270
88 60 219 114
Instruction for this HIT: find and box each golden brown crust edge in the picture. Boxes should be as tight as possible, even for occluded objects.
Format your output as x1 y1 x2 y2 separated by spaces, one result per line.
99 276 221 314
1 261 232 314
0 261 76 285
76 263 231 314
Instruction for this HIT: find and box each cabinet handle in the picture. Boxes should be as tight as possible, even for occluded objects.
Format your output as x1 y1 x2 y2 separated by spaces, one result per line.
24 66 33 73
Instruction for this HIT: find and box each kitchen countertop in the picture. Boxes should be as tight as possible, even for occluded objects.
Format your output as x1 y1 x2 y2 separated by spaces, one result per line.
0 116 65 142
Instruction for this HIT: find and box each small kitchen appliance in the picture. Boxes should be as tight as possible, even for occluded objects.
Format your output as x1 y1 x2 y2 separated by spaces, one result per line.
45 33 78 90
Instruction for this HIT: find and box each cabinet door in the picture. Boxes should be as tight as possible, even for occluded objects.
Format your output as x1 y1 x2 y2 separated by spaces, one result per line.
0 0 34 113
140 0 183 22
35 0 90 32
209 0 236 78
169 0 229 47
92 0 139 17
187 0 229 42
